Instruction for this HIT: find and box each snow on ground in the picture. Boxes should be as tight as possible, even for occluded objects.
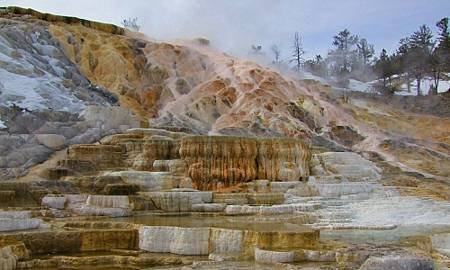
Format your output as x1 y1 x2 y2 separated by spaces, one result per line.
0 28 89 112
348 79 373 93
299 71 329 85
0 119 6 129
347 77 450 96
397 78 450 96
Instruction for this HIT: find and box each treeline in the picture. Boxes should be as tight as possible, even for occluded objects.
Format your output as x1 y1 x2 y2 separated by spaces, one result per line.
303 29 376 87
374 18 450 95
265 17 450 95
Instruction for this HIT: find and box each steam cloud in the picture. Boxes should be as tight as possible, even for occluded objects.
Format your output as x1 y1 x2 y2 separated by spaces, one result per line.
2 0 450 60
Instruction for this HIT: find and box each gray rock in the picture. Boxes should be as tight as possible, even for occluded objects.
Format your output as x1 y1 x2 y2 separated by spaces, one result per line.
0 246 17 270
360 255 434 270
139 226 210 255
143 191 212 212
41 196 66 209
35 134 66 150
0 218 44 232
254 248 295 263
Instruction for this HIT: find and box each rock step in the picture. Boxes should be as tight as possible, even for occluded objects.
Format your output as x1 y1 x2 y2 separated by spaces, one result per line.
191 203 226 212
212 193 285 205
0 246 17 270
0 217 46 232
254 247 337 264
225 203 321 215
312 224 397 230
254 248 294 263
140 191 213 212
139 225 319 256
0 228 139 255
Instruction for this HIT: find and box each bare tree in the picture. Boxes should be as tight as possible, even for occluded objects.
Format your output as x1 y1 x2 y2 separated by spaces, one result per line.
270 45 282 65
121 17 140 32
291 32 304 72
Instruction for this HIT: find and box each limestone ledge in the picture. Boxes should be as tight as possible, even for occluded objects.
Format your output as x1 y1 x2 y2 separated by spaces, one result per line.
139 225 319 256
41 196 66 209
68 195 133 217
0 246 17 270
359 255 434 270
0 229 138 255
212 192 284 205
2 6 125 35
141 191 212 212
102 171 192 191
180 136 311 190
224 203 321 216
311 152 381 182
0 211 46 232
16 253 198 269
254 248 294 263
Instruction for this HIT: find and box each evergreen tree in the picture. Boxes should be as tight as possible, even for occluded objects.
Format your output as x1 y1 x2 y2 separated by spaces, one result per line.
357 38 375 68
406 25 434 95
304 55 327 77
375 49 395 92
431 18 450 92
328 29 359 76
395 38 413 92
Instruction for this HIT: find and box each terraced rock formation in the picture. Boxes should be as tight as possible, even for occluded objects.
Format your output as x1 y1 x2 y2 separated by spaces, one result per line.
180 136 310 190
0 6 450 270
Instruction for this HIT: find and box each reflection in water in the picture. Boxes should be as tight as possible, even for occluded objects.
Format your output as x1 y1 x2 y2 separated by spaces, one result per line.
116 212 314 232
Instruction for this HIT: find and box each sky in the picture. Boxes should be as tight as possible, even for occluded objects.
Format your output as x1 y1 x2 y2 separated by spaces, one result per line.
2 0 450 60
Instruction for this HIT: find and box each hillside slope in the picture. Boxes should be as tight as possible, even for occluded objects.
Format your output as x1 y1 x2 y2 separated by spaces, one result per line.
0 7 449 187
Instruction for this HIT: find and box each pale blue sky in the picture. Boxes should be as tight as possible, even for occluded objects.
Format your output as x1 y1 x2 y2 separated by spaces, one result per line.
2 0 449 60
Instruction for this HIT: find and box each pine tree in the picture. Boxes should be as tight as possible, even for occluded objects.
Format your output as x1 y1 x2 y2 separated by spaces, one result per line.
406 25 434 95
305 55 327 77
431 18 450 92
375 49 395 92
357 38 375 68
436 18 449 49
328 29 359 76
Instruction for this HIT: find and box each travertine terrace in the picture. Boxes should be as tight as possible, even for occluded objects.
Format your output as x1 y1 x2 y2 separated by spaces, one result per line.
0 6 449 270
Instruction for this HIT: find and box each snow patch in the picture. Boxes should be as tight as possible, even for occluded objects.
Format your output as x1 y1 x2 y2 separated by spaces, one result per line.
348 195 450 228
0 30 88 112
348 79 373 93
397 78 450 96
299 71 329 85
0 119 6 129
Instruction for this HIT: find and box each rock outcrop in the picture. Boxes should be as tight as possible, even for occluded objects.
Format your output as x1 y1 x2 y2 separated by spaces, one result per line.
254 248 295 263
139 226 210 255
142 191 212 212
64 145 124 173
0 246 17 270
360 255 434 270
139 225 319 256
256 138 310 181
0 210 45 232
180 136 258 190
41 196 66 209
180 136 311 190
102 171 187 191
1 7 449 270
